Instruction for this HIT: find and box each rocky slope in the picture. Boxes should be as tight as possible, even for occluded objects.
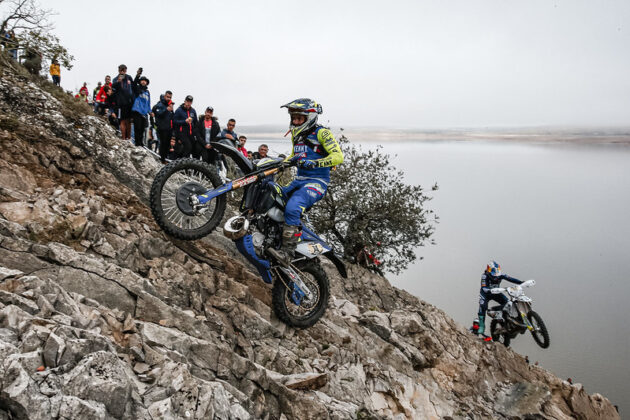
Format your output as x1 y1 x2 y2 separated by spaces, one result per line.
0 55 620 419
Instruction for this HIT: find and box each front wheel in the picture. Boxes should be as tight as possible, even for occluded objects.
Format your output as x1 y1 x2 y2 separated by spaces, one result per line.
150 158 226 240
528 311 550 348
271 260 329 328
490 319 511 347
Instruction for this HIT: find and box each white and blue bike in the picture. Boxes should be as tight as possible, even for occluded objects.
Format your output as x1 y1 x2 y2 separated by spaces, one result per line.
149 141 347 328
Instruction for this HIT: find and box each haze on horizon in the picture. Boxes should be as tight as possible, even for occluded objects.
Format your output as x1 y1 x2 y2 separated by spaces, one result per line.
42 0 630 129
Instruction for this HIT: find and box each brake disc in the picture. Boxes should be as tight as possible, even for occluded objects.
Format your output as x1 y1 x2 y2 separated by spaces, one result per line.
176 182 206 216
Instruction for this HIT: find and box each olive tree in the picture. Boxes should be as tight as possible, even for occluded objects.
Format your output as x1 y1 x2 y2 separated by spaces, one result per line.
1 0 74 69
309 134 438 275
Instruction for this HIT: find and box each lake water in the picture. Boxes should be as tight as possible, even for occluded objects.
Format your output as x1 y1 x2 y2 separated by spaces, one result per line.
244 135 630 413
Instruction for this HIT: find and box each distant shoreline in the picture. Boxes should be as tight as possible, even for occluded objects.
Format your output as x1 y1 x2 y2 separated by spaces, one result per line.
241 127 630 145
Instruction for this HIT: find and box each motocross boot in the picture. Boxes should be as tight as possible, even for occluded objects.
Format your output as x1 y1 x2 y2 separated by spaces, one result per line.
267 224 301 267
477 315 486 336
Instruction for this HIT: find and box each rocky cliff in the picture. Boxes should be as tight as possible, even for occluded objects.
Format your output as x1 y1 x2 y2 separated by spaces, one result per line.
0 55 620 419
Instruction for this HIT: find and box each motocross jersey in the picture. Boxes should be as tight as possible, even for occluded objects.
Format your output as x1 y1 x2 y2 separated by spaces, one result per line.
480 273 522 294
289 125 344 184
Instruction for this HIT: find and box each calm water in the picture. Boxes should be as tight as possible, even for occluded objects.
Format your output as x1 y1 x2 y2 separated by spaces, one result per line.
246 137 630 413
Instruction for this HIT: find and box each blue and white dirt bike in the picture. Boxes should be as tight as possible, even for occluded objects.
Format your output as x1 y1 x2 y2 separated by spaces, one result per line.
149 141 347 328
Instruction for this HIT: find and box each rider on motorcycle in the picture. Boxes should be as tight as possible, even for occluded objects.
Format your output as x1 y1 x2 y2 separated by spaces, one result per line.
476 261 523 336
267 98 344 264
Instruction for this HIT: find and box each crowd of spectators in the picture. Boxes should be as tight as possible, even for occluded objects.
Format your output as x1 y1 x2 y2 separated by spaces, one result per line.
80 64 275 166
1 40 278 168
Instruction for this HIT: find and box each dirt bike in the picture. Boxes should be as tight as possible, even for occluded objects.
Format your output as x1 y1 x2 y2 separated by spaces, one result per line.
487 279 550 348
149 141 347 328
356 246 383 276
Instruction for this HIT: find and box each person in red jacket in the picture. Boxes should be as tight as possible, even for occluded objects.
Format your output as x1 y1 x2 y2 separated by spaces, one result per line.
94 75 112 115
237 136 248 157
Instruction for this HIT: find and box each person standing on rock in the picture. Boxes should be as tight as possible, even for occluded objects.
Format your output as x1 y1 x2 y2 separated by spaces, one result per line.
49 58 61 86
131 70 152 148
476 261 523 336
194 106 221 165
111 64 135 140
152 90 175 164
173 95 198 159
267 98 344 265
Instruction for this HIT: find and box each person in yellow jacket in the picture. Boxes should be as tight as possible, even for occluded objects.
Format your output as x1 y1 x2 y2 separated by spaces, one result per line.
49 59 60 86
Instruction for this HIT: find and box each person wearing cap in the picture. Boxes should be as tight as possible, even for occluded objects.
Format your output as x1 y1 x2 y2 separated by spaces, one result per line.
173 95 198 158
194 106 221 164
131 69 152 147
111 65 135 139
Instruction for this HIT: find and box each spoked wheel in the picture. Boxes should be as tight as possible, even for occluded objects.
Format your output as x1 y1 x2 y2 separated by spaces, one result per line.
150 158 226 240
490 319 511 347
271 260 329 328
528 311 550 348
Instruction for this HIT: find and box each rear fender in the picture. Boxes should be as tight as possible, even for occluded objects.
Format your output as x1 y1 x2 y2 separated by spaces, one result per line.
210 141 253 174
324 250 348 279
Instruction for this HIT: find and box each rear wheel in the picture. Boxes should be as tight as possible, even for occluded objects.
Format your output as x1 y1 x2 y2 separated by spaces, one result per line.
271 260 329 328
490 319 511 347
150 158 226 240
528 311 550 348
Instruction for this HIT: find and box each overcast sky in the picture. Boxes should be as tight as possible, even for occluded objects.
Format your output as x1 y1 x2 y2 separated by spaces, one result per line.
42 0 630 128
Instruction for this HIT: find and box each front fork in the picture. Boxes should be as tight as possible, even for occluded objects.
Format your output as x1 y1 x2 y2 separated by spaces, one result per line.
277 266 314 305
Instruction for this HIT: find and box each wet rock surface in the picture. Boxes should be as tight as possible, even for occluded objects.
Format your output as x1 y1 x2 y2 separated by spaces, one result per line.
0 56 620 418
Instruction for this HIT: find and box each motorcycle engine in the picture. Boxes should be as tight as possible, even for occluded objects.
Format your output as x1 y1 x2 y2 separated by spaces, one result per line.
251 231 265 257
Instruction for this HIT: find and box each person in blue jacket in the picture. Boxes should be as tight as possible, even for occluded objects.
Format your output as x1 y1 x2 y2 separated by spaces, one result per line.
267 98 344 265
476 261 523 336
131 73 151 147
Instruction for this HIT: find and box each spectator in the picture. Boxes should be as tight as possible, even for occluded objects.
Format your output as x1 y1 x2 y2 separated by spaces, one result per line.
152 90 175 164
92 82 102 101
94 76 112 114
111 64 135 140
6 30 18 60
247 150 253 160
237 136 248 158
92 81 102 112
252 144 269 160
219 118 238 147
102 85 119 132
173 95 197 158
49 59 60 86
194 106 221 164
131 72 151 147
75 82 89 102
94 83 111 115
79 82 89 98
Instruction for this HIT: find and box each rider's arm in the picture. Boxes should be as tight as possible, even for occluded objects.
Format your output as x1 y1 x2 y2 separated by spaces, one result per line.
499 274 523 285
480 274 490 293
314 128 344 167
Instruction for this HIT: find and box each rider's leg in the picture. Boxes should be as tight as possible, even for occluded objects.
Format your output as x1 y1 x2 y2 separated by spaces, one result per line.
270 180 326 264
478 291 489 335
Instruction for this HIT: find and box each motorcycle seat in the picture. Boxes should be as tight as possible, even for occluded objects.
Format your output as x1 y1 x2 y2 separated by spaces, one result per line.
490 305 503 311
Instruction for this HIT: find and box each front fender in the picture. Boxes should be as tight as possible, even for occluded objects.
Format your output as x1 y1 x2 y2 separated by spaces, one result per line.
210 141 253 174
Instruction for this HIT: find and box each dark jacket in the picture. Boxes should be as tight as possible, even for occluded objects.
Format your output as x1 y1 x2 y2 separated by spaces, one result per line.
111 74 134 107
173 104 198 139
152 95 174 131
196 116 221 146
